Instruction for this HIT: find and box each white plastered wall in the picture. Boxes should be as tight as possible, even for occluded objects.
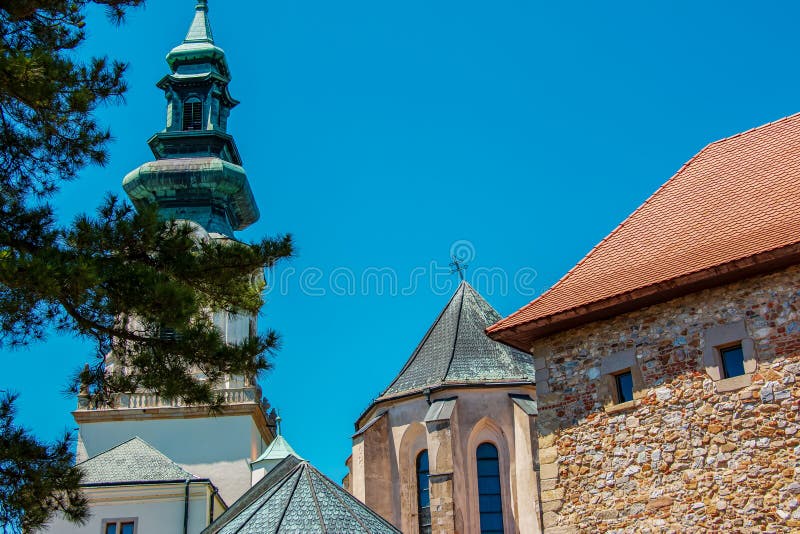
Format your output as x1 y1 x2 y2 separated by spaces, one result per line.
45 483 216 534
77 415 266 504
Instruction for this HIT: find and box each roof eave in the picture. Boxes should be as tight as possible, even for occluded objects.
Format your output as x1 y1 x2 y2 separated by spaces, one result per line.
489 241 800 351
355 380 536 429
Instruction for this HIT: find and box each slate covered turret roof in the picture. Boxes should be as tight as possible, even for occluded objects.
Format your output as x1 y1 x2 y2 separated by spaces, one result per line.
205 456 400 534
78 437 197 485
378 282 534 401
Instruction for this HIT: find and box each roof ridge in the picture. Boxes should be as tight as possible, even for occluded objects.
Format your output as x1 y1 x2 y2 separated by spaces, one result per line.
205 456 303 533
490 111 800 333
78 436 195 479
380 285 464 395
305 468 327 532
310 466 372 532
75 436 140 467
442 283 468 384
242 462 303 532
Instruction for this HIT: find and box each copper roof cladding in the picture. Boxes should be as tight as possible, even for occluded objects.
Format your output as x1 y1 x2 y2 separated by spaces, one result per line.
489 113 800 348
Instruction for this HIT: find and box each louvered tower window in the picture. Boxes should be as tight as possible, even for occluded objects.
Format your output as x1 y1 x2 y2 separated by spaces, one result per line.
183 98 203 131
417 450 432 534
477 443 504 534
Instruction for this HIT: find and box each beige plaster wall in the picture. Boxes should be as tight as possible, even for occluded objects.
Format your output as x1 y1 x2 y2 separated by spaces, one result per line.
350 384 539 534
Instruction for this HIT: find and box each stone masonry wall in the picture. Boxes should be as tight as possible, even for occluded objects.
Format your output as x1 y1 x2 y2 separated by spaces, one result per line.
532 264 800 533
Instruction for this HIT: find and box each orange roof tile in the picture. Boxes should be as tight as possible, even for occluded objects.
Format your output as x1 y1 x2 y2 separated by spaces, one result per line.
489 113 800 339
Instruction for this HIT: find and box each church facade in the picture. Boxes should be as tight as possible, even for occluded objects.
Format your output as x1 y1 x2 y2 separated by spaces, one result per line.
40 2 800 534
346 282 540 534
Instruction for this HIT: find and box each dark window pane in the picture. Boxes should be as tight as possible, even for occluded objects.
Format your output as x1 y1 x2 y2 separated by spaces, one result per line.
477 443 499 460
480 512 504 531
477 458 500 476
615 371 634 403
478 475 501 494
417 451 429 471
121 523 134 534
183 101 203 130
105 524 117 534
477 443 504 534
721 345 745 378
479 494 503 512
417 451 431 532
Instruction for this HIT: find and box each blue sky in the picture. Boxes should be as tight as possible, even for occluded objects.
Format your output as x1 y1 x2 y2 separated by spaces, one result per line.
6 0 800 482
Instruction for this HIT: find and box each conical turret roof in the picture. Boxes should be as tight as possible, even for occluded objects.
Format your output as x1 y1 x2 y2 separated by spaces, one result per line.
205 456 400 534
379 282 534 400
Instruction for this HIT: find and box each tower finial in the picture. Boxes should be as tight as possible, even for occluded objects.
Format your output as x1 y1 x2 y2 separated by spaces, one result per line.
196 0 208 10
275 415 282 436
449 255 468 282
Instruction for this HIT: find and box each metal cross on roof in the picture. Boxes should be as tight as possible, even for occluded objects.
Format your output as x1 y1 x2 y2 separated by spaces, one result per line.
449 255 469 281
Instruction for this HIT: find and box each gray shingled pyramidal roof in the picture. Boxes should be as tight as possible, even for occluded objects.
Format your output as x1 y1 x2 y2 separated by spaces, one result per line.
79 437 196 485
205 456 400 534
380 281 534 399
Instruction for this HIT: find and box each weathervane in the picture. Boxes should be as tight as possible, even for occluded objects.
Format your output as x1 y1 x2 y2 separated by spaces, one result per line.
449 255 469 281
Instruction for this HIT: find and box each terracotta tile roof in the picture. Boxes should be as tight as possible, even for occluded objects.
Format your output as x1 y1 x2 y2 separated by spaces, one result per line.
489 113 800 337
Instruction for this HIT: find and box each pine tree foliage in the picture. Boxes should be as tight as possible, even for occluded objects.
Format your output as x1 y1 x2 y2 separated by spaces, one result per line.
0 1 293 530
0 394 87 533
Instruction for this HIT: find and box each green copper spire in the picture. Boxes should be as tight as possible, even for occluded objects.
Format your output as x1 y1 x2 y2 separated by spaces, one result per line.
185 1 213 43
122 0 259 236
166 0 229 78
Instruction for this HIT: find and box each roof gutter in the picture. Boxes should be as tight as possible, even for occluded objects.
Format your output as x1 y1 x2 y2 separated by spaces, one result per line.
81 478 211 488
489 242 800 351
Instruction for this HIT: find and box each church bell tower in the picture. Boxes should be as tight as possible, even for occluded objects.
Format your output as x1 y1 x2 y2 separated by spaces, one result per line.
73 1 275 505
122 0 258 237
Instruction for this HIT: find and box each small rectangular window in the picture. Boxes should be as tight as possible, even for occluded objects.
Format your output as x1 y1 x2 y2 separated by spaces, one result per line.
615 371 634 403
103 519 136 534
720 344 745 379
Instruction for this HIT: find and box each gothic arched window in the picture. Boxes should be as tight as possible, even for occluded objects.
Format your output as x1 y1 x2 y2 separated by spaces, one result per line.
477 442 504 534
416 450 432 534
183 98 203 131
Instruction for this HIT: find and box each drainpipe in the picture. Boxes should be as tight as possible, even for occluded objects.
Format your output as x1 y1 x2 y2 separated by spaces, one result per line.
184 479 191 534
208 485 219 524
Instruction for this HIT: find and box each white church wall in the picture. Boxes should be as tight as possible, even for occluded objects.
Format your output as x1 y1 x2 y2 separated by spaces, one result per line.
77 415 261 503
45 483 215 534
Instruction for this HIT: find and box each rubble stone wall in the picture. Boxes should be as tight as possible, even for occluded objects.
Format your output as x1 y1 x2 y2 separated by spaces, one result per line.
531 264 800 532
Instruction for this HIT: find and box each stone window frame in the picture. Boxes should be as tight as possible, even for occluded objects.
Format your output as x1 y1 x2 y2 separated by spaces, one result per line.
398 422 429 534
599 348 645 413
466 418 514 534
101 518 138 534
703 320 757 392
